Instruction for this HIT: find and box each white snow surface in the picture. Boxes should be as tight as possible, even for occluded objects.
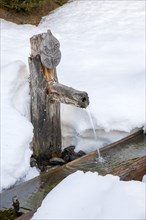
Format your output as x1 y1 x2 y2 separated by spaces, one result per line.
0 22 41 190
0 0 145 191
32 171 146 220
39 0 145 133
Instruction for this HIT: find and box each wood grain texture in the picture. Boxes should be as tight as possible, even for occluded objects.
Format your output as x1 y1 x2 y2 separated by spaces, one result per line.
29 55 62 166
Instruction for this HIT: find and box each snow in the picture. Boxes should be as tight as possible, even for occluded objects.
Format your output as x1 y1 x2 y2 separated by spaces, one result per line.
0 0 145 197
39 0 145 134
0 22 41 191
32 171 145 220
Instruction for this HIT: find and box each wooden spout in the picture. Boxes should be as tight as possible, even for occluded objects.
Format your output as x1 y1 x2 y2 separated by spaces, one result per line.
48 82 89 108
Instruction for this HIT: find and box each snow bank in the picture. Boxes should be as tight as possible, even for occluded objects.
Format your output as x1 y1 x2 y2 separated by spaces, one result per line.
32 171 145 220
1 61 34 190
0 21 41 190
39 0 145 133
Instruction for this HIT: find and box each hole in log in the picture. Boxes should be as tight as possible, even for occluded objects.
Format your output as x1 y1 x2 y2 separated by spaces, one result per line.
82 97 86 102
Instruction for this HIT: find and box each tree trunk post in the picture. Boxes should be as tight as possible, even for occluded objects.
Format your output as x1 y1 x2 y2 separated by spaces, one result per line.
29 30 89 168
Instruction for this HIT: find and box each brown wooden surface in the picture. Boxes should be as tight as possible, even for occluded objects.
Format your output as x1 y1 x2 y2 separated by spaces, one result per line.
29 55 62 166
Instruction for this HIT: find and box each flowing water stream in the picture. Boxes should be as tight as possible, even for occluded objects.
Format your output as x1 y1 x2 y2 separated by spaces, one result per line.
86 107 102 160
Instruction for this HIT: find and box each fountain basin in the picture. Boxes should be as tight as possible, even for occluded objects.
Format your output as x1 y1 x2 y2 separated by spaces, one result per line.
0 129 145 219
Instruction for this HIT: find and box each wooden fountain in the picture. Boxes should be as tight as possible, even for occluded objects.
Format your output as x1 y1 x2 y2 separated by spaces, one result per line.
29 30 89 168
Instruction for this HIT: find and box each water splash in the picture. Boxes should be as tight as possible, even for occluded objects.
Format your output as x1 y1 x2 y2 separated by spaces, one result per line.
86 107 102 161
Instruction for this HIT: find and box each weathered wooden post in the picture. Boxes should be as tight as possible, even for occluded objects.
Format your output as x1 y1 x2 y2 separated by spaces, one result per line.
29 30 89 168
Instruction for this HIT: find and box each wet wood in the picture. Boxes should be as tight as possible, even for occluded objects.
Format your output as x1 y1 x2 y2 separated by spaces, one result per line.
68 129 145 181
111 156 146 180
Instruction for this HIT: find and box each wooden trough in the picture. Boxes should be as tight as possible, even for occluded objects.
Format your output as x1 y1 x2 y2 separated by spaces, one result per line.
0 129 145 220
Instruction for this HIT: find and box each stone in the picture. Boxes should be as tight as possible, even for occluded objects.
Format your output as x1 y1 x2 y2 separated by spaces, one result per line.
49 157 66 165
30 155 38 167
78 150 86 157
61 146 86 163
